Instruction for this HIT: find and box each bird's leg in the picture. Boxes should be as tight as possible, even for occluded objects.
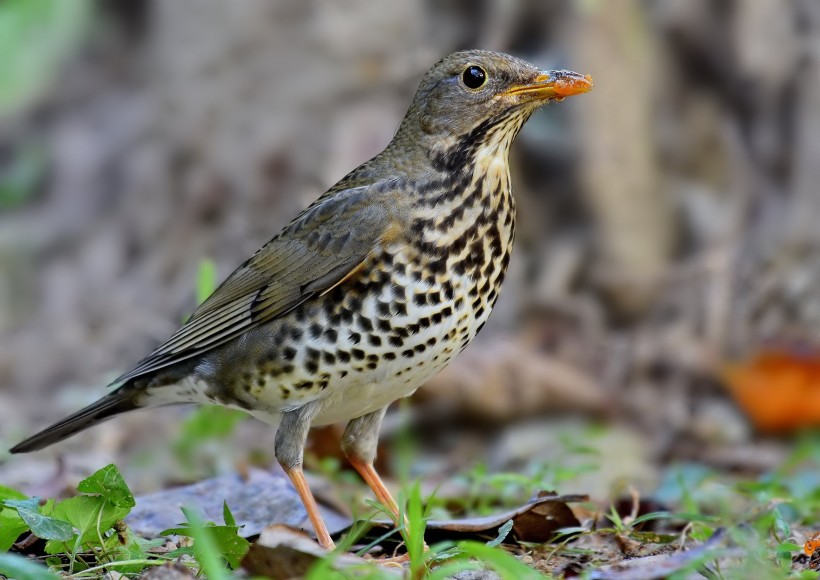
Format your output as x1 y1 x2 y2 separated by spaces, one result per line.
341 408 401 519
276 406 335 550
343 409 429 563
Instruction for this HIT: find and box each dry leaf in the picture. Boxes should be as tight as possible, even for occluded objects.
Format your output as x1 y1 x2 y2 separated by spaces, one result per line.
241 524 392 579
128 468 350 539
722 349 820 433
589 528 732 580
361 492 586 546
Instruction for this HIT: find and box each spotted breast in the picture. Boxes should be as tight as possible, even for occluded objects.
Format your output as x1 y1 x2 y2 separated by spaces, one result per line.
141 109 521 427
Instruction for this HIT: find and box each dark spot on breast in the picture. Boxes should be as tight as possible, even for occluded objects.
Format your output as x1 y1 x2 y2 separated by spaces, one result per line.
347 295 363 313
441 280 455 300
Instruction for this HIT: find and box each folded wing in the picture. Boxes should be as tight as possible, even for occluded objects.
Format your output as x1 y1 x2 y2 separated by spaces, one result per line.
113 185 400 384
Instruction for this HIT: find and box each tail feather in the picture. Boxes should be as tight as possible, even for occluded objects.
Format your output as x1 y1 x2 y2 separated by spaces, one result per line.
10 392 139 453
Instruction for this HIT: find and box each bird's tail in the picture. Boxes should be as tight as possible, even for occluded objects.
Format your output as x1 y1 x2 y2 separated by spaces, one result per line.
10 390 140 453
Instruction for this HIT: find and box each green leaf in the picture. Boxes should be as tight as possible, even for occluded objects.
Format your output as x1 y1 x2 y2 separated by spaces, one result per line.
202 526 250 570
0 511 28 551
486 519 514 548
0 552 59 580
0 485 27 501
1 498 73 541
105 531 153 575
776 542 803 552
45 495 130 553
223 501 237 528
0 487 30 550
76 464 136 508
165 507 250 571
180 508 230 578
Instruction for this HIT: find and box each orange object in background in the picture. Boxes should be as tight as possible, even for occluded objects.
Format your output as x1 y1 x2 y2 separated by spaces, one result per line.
804 531 820 556
722 349 820 434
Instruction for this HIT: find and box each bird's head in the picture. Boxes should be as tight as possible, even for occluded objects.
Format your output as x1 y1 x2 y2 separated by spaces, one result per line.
398 50 592 155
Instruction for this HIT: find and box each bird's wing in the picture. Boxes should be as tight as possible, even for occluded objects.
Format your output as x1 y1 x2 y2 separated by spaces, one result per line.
113 185 402 384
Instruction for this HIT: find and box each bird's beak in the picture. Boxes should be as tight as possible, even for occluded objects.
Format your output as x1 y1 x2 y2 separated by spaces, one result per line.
503 70 593 101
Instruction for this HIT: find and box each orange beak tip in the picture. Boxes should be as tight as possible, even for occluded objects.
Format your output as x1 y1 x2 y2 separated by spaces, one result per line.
553 74 594 97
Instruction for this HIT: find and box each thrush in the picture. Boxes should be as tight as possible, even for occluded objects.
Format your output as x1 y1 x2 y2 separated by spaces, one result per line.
11 50 592 549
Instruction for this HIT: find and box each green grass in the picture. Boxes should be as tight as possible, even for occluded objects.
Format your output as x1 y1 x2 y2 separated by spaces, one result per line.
0 465 247 578
2 433 819 578
3 261 818 578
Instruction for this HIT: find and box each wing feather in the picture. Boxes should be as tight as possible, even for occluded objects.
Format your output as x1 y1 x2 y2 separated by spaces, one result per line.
112 185 402 385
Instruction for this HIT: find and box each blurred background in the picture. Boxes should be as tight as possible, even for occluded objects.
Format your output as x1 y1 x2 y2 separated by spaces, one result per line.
1 0 818 515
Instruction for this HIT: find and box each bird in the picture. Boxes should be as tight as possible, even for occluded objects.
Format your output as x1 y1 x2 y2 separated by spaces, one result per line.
11 50 592 550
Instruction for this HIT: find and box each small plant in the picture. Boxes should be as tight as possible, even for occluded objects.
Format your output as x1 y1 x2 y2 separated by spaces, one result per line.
0 465 248 578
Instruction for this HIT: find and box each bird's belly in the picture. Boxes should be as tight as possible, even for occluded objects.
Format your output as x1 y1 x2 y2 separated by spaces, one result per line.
311 277 482 424
223 257 486 422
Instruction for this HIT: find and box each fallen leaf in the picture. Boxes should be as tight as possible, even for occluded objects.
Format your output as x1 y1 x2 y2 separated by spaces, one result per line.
241 524 396 579
360 492 586 546
588 528 733 579
722 349 820 432
128 469 350 540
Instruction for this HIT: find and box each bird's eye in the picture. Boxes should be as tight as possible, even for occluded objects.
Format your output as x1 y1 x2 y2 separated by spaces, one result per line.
462 65 487 89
